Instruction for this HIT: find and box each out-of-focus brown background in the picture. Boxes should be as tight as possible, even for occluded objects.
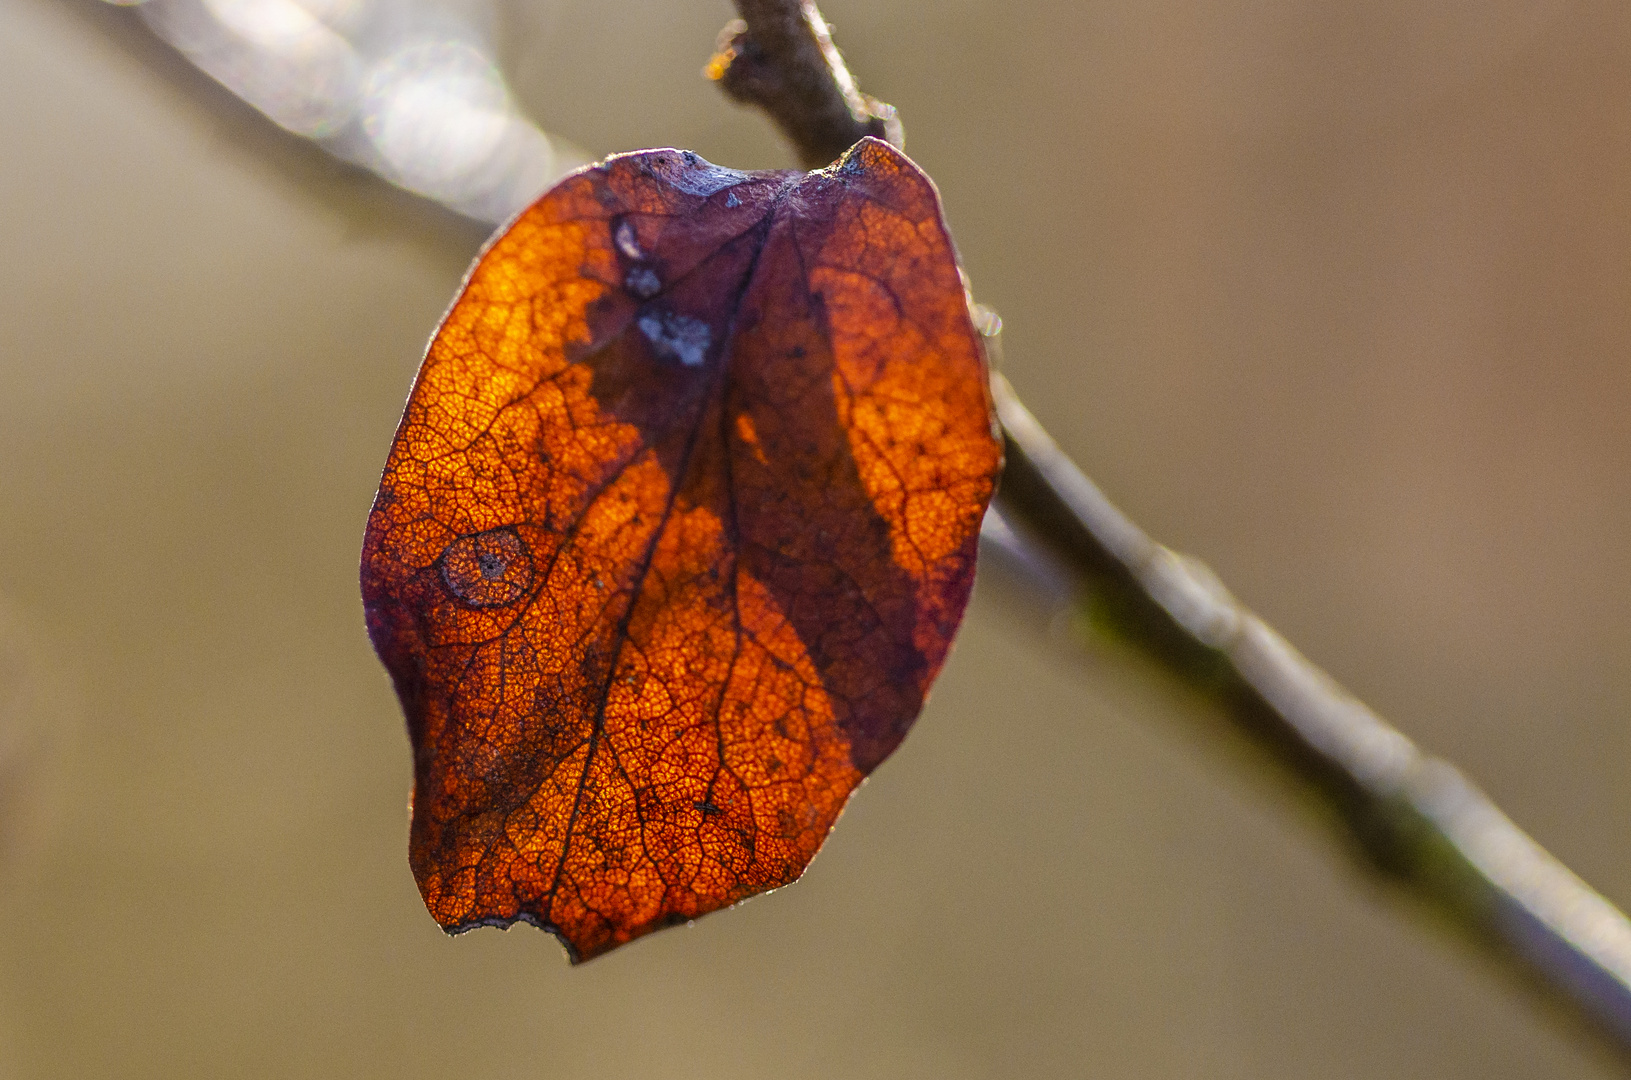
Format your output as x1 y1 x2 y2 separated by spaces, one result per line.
3 0 1630 1075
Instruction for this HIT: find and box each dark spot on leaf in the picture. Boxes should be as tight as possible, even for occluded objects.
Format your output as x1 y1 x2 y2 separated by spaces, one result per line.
437 528 531 608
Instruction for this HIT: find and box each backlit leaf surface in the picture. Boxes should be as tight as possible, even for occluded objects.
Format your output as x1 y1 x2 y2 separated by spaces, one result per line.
361 138 1001 961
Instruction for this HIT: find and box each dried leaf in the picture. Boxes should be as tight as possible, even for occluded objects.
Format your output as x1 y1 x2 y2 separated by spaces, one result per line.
361 138 1001 960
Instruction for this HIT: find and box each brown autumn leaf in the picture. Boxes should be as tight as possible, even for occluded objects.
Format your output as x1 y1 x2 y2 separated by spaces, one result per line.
361 137 1002 961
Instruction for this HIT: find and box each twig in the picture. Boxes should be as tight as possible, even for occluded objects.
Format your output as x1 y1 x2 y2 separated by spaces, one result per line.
107 0 1631 1055
706 0 901 169
715 0 1631 1064
992 375 1631 1060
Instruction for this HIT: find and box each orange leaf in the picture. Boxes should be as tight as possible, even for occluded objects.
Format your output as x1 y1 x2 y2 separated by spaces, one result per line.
361 138 1002 961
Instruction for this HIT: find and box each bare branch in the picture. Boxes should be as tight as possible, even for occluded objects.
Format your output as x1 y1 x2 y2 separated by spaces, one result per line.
990 375 1631 1061
713 0 1631 1064
708 0 902 169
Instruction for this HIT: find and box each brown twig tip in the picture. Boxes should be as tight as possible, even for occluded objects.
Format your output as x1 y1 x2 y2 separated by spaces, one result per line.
708 0 903 170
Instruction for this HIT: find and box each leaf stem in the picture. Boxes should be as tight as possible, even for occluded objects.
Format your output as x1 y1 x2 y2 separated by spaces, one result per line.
716 0 1631 1064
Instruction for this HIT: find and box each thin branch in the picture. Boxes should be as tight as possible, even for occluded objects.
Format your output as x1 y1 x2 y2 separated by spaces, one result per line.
110 0 1631 1056
707 0 902 169
714 0 1631 1065
991 375 1631 1060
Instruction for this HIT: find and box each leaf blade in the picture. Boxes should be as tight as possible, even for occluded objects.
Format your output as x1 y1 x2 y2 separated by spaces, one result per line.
362 139 1001 960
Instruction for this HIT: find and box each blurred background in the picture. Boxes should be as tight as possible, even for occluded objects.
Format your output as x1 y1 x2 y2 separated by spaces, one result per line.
3 0 1631 1075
